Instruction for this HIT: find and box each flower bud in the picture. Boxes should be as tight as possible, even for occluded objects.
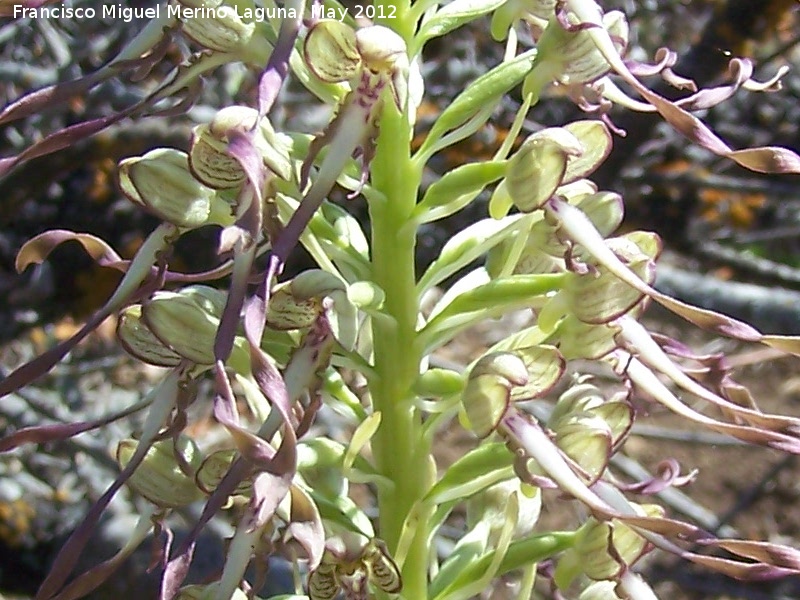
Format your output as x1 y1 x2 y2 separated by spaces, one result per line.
118 148 230 228
290 269 347 299
117 304 183 367
561 121 613 183
503 120 610 217
304 20 361 83
142 286 226 364
563 242 655 325
116 436 204 508
470 351 530 385
551 380 605 424
180 4 255 53
503 127 583 213
550 412 612 480
550 381 633 446
304 21 408 111
555 503 660 588
266 270 347 330
509 344 566 403
576 190 624 239
462 350 529 437
461 373 512 438
190 106 293 188
356 26 407 76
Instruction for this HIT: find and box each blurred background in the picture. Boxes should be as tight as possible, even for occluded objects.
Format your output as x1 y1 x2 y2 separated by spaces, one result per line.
1 1 800 598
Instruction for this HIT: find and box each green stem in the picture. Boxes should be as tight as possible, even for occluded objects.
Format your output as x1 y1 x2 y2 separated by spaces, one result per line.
369 96 430 598
374 0 413 44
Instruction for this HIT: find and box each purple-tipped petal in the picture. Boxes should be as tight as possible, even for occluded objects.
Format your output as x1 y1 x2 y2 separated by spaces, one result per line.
0 400 146 453
0 108 137 177
15 230 125 274
257 0 305 116
617 459 697 495
0 72 103 125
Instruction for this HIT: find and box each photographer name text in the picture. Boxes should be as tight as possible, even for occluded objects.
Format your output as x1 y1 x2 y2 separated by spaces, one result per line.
12 3 398 23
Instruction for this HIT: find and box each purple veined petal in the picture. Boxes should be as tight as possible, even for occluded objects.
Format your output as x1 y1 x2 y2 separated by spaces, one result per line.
225 424 280 468
213 362 244 429
213 469 294 599
619 353 800 454
627 515 800 579
546 196 765 342
501 409 614 516
16 233 244 287
670 57 753 111
741 65 788 92
503 410 718 571
0 10 178 163
617 316 800 434
673 61 787 112
593 480 800 581
251 467 294 528
624 46 680 79
160 460 254 599
710 539 800 574
637 63 800 174
0 311 105 399
762 335 800 357
144 78 204 118
167 353 282 598
214 199 259 365
257 0 306 117
564 0 800 175
285 484 326 569
616 459 697 495
227 133 267 198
